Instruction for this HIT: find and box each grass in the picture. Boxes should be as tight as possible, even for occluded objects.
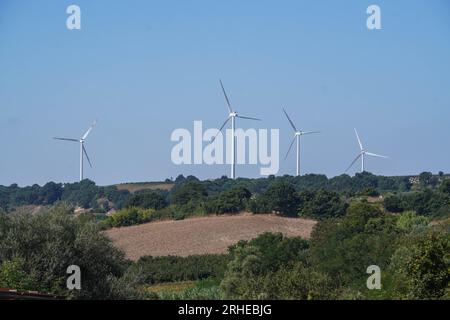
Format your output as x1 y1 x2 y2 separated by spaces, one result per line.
143 279 222 300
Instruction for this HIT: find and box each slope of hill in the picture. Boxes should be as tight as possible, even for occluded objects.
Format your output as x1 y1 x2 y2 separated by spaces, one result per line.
115 182 174 193
106 213 316 260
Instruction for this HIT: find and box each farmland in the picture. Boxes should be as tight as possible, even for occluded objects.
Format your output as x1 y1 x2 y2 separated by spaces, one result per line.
106 213 316 260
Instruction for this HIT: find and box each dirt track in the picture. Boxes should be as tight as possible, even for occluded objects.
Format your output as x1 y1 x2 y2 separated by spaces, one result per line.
106 213 317 260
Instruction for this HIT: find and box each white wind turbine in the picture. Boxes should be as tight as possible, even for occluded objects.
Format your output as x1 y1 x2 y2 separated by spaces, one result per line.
283 108 320 176
212 80 261 179
53 120 97 181
346 128 388 173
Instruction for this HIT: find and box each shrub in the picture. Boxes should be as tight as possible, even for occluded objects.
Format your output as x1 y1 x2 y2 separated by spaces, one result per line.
102 207 156 228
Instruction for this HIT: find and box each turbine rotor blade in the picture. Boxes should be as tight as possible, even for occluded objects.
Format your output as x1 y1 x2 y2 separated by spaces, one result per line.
237 115 261 121
345 153 362 172
365 152 388 158
82 120 97 140
354 128 363 151
211 117 231 143
285 135 296 160
53 137 79 142
82 145 93 168
219 79 233 114
282 108 298 132
302 131 320 135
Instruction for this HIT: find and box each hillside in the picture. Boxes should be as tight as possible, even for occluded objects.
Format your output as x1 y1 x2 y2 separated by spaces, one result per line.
106 213 316 260
115 182 174 193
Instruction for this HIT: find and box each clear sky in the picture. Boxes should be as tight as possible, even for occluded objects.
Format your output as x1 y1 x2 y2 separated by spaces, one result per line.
1 0 449 186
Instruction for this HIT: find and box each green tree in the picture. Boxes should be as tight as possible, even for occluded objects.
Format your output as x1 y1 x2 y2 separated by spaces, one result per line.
263 181 299 216
171 181 207 206
391 232 450 299
0 257 38 291
298 189 348 219
0 206 129 299
125 191 168 210
205 187 252 214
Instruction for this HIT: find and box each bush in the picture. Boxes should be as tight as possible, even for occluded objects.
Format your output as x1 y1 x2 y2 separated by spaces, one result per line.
103 207 156 228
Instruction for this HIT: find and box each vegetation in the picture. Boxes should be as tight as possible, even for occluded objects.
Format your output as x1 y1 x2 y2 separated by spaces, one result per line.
123 254 229 285
101 207 157 228
297 189 348 219
0 172 449 300
0 205 134 299
0 180 129 212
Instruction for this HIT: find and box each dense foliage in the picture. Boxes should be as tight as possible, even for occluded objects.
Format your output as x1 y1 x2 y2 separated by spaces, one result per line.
123 254 230 285
383 188 450 218
0 205 132 299
0 180 129 212
297 189 348 219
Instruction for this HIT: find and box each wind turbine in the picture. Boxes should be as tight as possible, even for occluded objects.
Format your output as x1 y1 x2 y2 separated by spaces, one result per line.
283 108 320 176
53 120 97 181
346 128 388 173
212 80 261 179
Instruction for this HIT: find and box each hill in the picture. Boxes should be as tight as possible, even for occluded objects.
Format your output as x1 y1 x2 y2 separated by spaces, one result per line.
115 182 174 193
105 213 316 260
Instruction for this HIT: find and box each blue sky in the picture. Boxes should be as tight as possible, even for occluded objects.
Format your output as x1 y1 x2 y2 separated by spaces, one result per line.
0 0 449 186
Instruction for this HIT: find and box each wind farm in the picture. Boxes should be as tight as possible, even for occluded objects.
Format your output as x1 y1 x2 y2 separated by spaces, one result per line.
0 0 449 304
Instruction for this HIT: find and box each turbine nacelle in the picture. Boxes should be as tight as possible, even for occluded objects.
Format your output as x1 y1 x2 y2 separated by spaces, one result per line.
345 128 388 173
53 120 97 181
217 80 260 179
283 108 320 176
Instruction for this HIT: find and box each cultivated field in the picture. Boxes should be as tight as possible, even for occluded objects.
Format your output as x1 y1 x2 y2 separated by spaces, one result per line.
115 182 174 193
106 213 317 260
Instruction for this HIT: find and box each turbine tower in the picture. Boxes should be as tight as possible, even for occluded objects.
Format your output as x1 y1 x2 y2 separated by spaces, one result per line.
53 120 97 181
283 108 320 176
346 128 388 173
213 80 261 179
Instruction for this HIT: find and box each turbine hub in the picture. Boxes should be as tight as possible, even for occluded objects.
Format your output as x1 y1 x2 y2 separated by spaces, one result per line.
230 112 238 117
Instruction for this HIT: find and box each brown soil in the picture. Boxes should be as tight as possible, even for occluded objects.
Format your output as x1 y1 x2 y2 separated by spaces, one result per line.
106 213 317 260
